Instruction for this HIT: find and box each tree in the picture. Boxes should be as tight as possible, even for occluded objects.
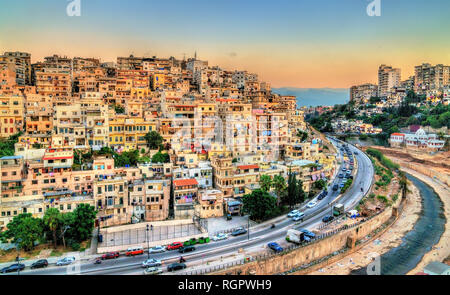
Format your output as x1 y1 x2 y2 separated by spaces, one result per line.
0 213 43 251
68 204 97 243
144 131 164 150
151 151 170 163
313 179 327 191
242 189 278 221
283 171 306 208
296 130 308 142
43 208 61 248
259 175 272 192
113 104 125 114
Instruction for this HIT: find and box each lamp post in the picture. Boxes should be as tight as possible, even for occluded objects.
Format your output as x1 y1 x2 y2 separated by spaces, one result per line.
247 215 250 241
146 224 150 259
16 238 22 276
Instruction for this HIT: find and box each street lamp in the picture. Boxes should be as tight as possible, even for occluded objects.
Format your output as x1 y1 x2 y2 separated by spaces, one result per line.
16 238 22 276
146 224 150 259
247 215 250 241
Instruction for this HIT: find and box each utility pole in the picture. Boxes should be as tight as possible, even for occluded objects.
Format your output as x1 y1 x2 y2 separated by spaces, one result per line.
146 224 150 259
247 216 250 241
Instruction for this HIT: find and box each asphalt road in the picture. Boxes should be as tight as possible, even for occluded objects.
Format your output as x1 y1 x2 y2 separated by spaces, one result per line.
14 137 373 275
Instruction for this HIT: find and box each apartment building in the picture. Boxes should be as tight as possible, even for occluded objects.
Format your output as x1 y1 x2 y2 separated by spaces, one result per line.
94 175 129 226
196 189 224 218
218 103 254 155
35 69 72 99
0 51 31 85
378 65 401 97
0 95 24 138
350 83 378 104
415 63 450 94
109 115 156 152
173 178 198 219
24 94 53 134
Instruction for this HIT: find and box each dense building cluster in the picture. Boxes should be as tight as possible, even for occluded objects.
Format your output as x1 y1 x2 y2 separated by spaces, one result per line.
0 51 337 230
350 63 450 106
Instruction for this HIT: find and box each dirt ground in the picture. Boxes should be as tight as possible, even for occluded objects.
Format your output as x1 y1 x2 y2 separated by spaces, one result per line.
309 180 422 275
372 147 450 176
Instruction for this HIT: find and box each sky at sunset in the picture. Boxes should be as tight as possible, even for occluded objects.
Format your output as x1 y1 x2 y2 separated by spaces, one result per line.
1 0 449 88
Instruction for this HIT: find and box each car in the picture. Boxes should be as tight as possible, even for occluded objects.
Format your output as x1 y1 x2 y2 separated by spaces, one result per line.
231 227 247 236
332 184 339 191
300 229 316 239
306 201 317 208
178 245 196 253
101 251 120 260
167 263 186 272
317 192 326 200
126 247 144 256
56 256 75 266
322 215 334 223
167 242 184 251
354 151 359 155
292 213 305 222
339 183 345 188
142 258 162 268
31 259 48 269
1 263 25 273
287 209 300 217
212 233 229 241
267 242 283 253
149 246 166 254
143 266 163 275
338 174 344 178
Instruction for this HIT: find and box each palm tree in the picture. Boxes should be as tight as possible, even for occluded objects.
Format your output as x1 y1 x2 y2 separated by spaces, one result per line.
43 208 61 249
259 175 272 192
272 175 287 206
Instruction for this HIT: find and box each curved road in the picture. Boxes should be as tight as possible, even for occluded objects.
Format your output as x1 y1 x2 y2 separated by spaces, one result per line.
17 137 374 275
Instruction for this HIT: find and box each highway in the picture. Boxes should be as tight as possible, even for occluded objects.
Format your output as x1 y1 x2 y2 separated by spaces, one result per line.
16 137 374 275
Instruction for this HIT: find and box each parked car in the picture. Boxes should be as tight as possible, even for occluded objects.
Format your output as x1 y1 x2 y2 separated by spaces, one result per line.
306 201 317 208
178 245 196 253
167 242 184 251
338 174 344 178
322 215 334 223
167 263 186 272
212 233 228 241
149 246 166 254
126 247 144 256
184 238 198 246
267 242 283 253
142 258 162 268
1 263 25 273
231 227 247 236
143 266 163 275
31 259 48 269
300 229 316 239
339 183 345 188
287 209 300 217
56 256 76 266
101 251 120 260
332 184 339 191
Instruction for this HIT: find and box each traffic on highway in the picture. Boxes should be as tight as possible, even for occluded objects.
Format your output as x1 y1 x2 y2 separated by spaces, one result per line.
10 137 373 276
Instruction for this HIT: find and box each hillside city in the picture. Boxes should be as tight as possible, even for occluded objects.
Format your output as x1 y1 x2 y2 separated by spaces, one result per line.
0 51 448 276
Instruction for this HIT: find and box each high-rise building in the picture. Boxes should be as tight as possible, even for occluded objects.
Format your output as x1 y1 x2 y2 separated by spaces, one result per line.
378 64 401 97
414 63 450 94
0 52 31 85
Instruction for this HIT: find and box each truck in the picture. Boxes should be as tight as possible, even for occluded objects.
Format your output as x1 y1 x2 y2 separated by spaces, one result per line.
286 229 310 244
333 203 345 216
